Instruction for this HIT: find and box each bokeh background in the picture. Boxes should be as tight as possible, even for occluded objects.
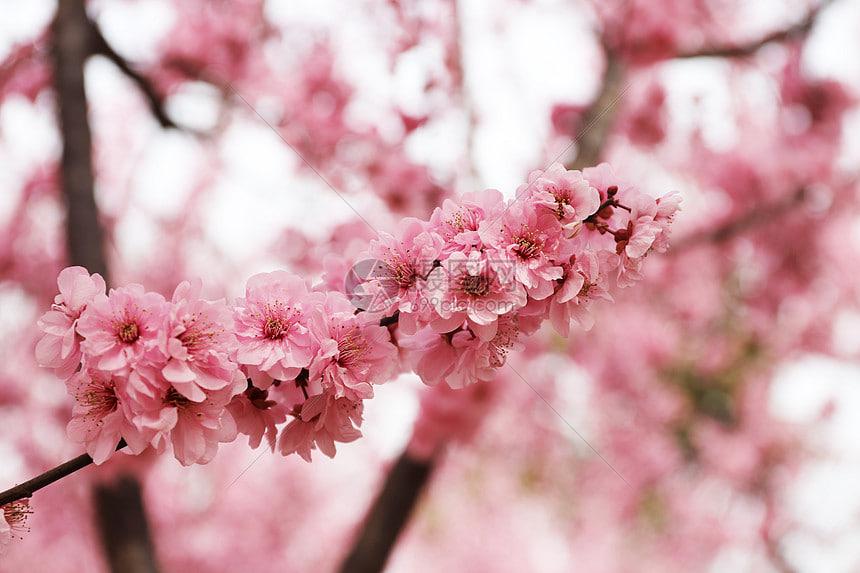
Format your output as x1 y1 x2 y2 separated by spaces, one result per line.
1 0 860 571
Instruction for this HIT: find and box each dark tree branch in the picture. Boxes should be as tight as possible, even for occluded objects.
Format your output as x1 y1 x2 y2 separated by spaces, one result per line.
95 477 161 573
0 441 127 507
87 19 178 130
52 0 109 279
670 188 808 254
565 53 625 171
675 0 833 59
338 452 435 573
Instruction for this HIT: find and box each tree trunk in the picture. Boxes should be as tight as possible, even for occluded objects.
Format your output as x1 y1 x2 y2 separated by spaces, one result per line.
338 453 434 573
52 0 108 279
51 2 159 572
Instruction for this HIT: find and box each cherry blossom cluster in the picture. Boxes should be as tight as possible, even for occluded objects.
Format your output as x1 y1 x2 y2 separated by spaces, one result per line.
377 162 679 385
35 163 678 466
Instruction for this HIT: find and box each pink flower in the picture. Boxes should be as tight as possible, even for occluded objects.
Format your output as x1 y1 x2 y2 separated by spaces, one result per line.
77 285 168 373
227 381 291 450
35 266 106 379
361 218 443 334
479 200 565 300
233 271 321 384
0 501 31 556
400 327 459 386
549 252 613 335
161 280 240 402
581 163 681 287
426 249 526 336
403 316 522 388
65 369 149 464
277 392 363 461
135 383 239 466
428 188 506 254
615 194 663 259
307 292 398 401
445 315 522 388
524 163 600 226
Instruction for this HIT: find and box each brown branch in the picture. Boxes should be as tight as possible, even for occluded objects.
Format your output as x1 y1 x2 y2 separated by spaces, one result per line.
675 0 833 59
338 452 435 573
0 441 126 506
565 53 625 171
670 188 808 254
53 0 109 279
95 477 161 573
87 19 178 130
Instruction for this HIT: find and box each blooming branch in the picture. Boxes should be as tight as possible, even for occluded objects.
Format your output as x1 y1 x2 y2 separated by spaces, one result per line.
2 162 678 553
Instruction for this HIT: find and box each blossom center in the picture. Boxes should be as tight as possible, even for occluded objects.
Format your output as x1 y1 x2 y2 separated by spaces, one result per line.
553 191 571 217
178 316 216 353
388 260 417 289
513 232 542 259
448 206 480 233
488 318 519 367
337 328 368 366
264 317 289 340
460 274 491 297
80 380 119 416
117 321 140 344
577 278 593 299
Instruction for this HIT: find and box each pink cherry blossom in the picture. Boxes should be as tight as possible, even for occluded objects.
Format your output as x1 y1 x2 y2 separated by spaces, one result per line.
445 315 523 388
76 284 168 373
227 381 291 450
233 271 321 384
161 280 240 402
307 292 398 401
524 163 601 226
426 249 526 336
135 383 240 466
35 266 106 379
428 188 506 254
361 218 443 334
277 392 364 462
65 368 149 464
479 200 566 300
580 163 682 287
549 252 613 335
403 315 522 388
399 326 459 387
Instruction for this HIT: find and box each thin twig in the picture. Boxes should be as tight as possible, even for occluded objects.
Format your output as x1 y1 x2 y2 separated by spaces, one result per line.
0 441 126 506
675 0 833 59
88 19 179 130
670 188 807 254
